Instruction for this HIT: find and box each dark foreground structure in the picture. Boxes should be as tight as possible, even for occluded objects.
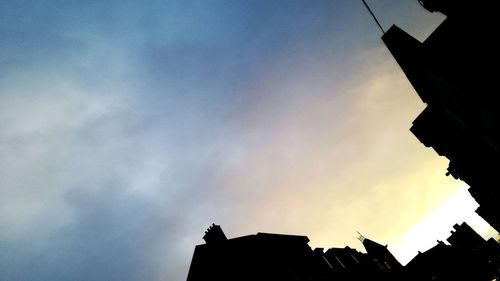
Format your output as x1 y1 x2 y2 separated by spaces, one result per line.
405 222 500 281
382 0 500 231
187 223 499 281
187 0 500 280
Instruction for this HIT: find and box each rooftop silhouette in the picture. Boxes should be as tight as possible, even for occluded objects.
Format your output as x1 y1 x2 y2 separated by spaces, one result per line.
187 224 405 281
187 223 499 281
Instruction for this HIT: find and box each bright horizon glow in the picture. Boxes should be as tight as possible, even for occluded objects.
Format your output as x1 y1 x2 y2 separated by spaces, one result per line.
391 183 497 264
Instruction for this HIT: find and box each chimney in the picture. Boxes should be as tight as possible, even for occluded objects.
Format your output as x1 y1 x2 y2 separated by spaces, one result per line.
202 223 228 245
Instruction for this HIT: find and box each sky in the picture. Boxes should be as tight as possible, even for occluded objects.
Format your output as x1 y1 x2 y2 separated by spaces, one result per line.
0 1 496 280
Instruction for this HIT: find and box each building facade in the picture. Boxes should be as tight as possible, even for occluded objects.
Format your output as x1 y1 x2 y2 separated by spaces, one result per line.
382 0 500 231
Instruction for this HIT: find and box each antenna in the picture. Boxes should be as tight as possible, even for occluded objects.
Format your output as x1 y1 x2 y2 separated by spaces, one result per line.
357 231 366 243
362 0 385 34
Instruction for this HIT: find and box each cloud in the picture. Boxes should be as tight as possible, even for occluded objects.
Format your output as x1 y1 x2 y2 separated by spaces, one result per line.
0 2 468 281
197 48 474 262
0 69 202 280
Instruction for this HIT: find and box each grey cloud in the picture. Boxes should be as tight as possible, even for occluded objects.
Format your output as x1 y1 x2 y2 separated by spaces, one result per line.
0 2 451 281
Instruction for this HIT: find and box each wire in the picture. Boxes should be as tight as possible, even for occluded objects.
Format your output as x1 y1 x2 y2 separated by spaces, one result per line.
362 0 385 34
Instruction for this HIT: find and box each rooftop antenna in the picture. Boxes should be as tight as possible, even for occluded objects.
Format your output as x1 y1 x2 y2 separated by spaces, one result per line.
362 0 385 34
357 231 366 243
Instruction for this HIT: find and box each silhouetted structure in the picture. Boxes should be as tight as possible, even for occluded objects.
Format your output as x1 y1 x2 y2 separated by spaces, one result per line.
405 222 500 280
187 223 499 281
187 224 402 281
382 0 500 231
187 225 330 281
202 223 227 244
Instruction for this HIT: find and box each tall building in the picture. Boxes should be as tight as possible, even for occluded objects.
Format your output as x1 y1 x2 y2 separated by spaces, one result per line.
382 0 500 230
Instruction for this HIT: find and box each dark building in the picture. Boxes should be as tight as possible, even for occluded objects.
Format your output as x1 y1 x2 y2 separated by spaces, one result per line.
382 0 500 231
186 223 499 281
405 222 500 281
187 225 330 281
187 224 402 281
321 235 403 281
187 223 499 280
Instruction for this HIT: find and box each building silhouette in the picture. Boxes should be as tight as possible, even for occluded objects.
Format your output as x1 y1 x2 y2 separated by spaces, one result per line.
187 223 499 281
187 224 403 281
382 0 500 231
405 222 500 280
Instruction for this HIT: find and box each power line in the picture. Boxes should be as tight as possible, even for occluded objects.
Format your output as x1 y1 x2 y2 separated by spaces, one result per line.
362 0 385 34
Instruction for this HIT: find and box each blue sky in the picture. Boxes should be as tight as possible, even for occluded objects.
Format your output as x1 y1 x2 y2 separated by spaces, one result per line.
1 1 492 280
